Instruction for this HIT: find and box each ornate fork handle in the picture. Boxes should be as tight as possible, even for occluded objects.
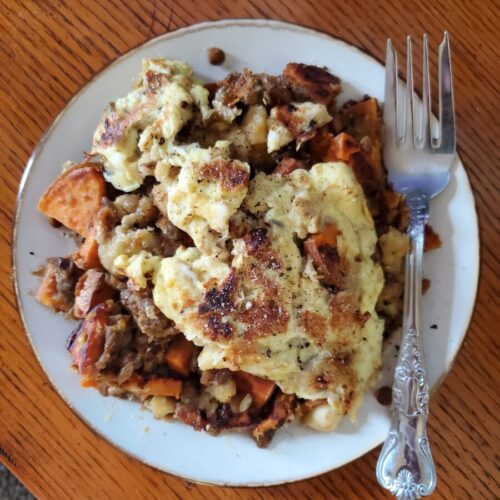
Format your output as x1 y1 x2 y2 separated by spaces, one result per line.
376 191 437 499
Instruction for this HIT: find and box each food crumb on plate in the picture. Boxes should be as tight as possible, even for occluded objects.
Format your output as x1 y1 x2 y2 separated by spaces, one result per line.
207 47 225 65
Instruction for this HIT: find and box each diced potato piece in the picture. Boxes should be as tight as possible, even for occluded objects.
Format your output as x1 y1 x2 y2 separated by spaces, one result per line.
121 376 182 399
37 163 106 237
144 378 182 399
73 224 101 269
303 403 342 431
324 132 361 162
379 227 410 275
36 257 77 312
343 98 382 171
145 395 177 418
165 335 196 377
242 105 268 145
207 378 237 403
80 377 97 388
36 267 64 311
233 371 276 408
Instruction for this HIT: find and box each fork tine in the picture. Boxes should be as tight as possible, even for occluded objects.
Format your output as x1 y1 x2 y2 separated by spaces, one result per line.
405 36 414 145
384 39 398 147
437 32 456 153
420 34 432 149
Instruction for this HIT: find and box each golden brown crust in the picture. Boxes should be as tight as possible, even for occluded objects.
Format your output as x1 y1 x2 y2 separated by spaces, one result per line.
299 311 328 346
274 104 303 138
283 63 341 106
329 292 370 330
198 159 249 191
96 105 144 147
215 69 294 107
198 269 238 316
203 314 235 341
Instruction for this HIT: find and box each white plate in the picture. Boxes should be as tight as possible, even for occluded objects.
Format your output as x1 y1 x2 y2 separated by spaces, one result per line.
13 19 479 486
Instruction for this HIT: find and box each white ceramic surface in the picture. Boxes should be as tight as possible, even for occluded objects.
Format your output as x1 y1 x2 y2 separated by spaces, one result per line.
13 19 479 486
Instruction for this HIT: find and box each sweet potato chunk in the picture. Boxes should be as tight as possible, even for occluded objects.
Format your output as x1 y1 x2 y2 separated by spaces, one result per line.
123 376 182 399
252 392 296 448
343 98 383 178
73 224 101 269
233 371 276 408
343 98 380 153
165 335 196 377
308 126 334 162
309 126 383 194
36 257 78 312
80 377 98 388
306 223 338 248
304 224 348 290
121 375 182 399
323 132 361 162
73 270 115 319
37 163 106 237
144 377 182 399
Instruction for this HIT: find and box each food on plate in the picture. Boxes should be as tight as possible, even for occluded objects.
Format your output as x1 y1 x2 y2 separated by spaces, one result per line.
35 57 438 447
38 163 106 237
207 47 226 66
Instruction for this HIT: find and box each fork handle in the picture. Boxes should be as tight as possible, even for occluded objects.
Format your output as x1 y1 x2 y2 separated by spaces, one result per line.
376 191 437 499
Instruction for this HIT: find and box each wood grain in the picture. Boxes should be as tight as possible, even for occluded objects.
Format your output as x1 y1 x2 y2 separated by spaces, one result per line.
1 0 499 498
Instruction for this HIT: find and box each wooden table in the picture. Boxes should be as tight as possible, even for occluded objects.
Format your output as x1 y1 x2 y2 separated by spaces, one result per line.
1 1 498 498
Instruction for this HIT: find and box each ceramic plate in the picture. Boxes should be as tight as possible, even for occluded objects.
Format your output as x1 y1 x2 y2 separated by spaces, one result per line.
13 19 479 486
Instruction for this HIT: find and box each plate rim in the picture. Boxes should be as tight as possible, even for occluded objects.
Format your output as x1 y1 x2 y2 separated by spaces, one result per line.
11 18 480 487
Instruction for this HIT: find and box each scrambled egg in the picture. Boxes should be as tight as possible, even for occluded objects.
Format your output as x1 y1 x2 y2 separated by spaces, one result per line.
92 58 210 192
153 162 384 418
154 142 250 256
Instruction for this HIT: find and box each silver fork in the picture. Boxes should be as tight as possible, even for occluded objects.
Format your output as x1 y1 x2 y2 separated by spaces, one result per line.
376 33 456 499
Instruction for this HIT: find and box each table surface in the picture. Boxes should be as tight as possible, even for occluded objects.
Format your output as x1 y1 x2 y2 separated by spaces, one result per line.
1 1 498 498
